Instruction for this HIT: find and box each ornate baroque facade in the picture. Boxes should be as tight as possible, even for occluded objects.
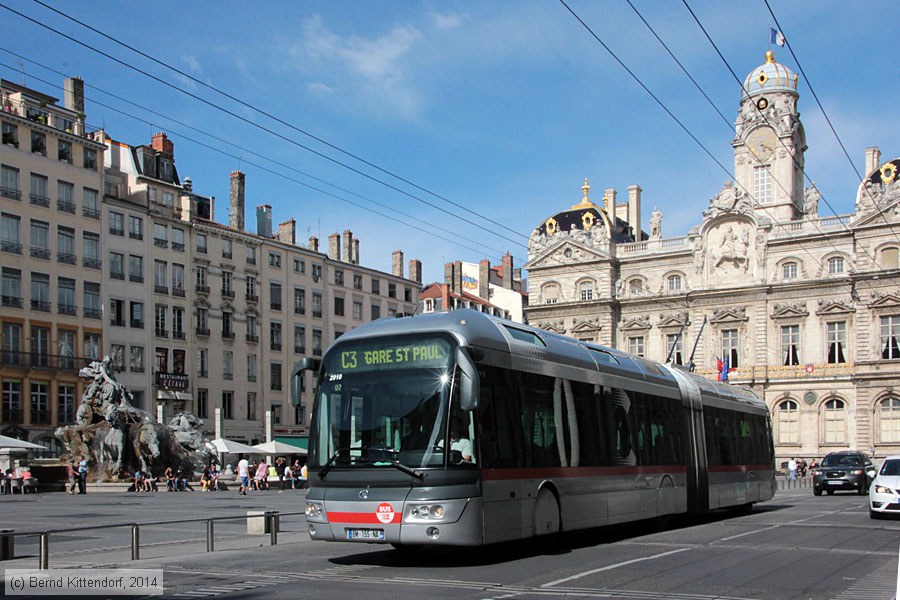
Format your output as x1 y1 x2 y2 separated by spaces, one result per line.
524 51 900 463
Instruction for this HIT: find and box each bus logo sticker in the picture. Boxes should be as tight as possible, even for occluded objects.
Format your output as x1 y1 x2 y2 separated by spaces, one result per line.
376 503 395 524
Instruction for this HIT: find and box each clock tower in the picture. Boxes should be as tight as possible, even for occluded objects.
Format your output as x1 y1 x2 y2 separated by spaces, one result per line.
733 50 806 222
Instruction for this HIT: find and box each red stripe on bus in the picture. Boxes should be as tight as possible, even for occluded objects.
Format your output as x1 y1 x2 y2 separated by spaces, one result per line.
707 465 774 473
483 465 687 481
327 512 401 524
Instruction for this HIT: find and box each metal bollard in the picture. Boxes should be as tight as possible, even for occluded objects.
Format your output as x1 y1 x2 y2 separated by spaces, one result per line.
0 529 13 561
39 533 49 570
206 520 214 553
131 525 140 561
268 512 278 546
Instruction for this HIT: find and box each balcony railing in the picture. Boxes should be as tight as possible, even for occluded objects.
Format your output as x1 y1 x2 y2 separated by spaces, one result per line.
58 304 77 316
129 232 143 240
57 200 76 214
195 327 210 336
246 257 256 265
271 303 282 311
222 251 232 259
129 274 143 283
154 285 169 294
110 227 125 236
1 241 22 254
270 343 282 352
111 319 126 327
313 348 322 356
0 186 21 200
110 272 125 280
222 331 235 340
30 247 51 260
246 293 258 303
57 252 76 265
154 238 168 248
172 286 185 298
83 308 102 319
246 334 259 343
196 285 210 294
1 408 22 424
223 372 233 381
294 346 306 354
82 206 101 219
0 350 88 372
83 257 102 270
155 328 168 338
222 289 235 299
30 299 51 312
30 193 50 207
172 242 184 252
2 295 23 308
131 320 144 329
294 306 305 315
173 331 186 340
31 409 50 424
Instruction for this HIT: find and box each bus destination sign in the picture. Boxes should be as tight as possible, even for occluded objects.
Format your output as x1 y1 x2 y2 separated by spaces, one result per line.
337 340 449 372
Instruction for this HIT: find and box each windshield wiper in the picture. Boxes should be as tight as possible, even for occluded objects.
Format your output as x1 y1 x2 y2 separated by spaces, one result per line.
318 447 356 480
318 447 424 481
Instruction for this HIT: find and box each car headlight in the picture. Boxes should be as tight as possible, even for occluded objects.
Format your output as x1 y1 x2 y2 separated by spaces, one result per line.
852 469 863 475
409 504 445 520
811 470 821 476
305 502 323 518
874 485 893 494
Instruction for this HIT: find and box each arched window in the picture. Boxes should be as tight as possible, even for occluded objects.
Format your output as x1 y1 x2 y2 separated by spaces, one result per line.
542 283 559 305
823 399 846 443
881 247 899 270
827 256 845 274
629 279 643 295
667 274 682 293
879 397 900 443
782 261 798 280
777 400 799 444
424 298 434 312
579 280 594 301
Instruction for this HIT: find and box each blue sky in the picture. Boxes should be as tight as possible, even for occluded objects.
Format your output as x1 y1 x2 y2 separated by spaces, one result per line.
2 1 896 284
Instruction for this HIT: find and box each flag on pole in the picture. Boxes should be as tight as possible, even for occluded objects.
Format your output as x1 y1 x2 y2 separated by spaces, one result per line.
770 28 785 47
718 355 734 382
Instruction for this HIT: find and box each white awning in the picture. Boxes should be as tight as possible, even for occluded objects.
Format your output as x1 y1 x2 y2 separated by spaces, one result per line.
156 391 193 401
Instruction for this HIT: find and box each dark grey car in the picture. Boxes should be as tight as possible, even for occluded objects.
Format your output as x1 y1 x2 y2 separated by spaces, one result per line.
812 451 874 496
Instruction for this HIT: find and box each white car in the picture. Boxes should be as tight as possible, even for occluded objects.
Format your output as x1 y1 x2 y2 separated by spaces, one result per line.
869 455 900 519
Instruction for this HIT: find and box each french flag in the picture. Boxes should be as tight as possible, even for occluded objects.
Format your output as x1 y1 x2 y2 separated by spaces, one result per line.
770 28 785 47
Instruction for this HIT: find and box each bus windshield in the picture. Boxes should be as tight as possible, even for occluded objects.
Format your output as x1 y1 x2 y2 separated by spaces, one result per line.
310 335 476 471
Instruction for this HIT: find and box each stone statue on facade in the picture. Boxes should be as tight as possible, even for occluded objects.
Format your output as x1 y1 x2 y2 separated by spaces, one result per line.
56 357 207 482
710 225 750 273
650 206 662 239
804 185 820 218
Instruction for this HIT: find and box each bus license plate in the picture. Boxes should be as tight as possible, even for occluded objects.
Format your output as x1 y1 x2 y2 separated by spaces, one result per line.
827 481 843 485
347 529 384 540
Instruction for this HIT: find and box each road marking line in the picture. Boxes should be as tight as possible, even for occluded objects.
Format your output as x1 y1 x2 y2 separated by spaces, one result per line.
541 547 692 588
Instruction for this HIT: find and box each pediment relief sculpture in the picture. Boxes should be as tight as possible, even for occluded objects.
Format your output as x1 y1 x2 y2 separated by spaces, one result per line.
659 311 690 327
867 291 900 309
710 306 748 323
621 315 651 331
815 298 855 315
573 317 602 332
771 302 809 319
537 320 566 334
701 182 755 221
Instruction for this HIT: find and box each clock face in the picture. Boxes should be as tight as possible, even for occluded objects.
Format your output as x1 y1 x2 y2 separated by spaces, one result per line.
747 128 777 160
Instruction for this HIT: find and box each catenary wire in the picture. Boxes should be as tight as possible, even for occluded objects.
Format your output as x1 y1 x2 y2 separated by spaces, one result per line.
0 1 529 251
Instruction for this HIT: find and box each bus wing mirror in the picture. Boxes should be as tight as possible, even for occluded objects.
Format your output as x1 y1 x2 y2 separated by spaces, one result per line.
291 357 321 407
455 347 479 411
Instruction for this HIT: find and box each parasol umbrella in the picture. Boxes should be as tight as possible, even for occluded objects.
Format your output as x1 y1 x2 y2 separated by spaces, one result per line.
205 438 259 454
251 440 308 455
0 434 44 450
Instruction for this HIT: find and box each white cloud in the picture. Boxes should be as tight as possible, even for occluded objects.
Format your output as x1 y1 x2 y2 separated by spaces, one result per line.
431 12 462 30
182 54 203 75
307 81 334 95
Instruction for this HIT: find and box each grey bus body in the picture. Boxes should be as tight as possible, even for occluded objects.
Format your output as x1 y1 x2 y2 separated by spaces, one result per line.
301 309 775 547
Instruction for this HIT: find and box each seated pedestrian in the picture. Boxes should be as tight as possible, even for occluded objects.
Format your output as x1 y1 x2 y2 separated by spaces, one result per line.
283 464 294 490
299 462 308 489
208 465 220 491
133 470 144 492
254 461 268 491
164 466 176 491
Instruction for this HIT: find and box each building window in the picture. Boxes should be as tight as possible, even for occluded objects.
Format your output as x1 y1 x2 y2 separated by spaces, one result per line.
29 219 49 259
197 388 208 419
827 256 845 274
196 233 207 253
29 173 49 206
130 301 144 328
722 329 740 368
667 274 682 293
83 233 100 269
826 321 847 364
293 258 304 273
58 139 72 162
58 277 75 314
155 304 167 337
754 165 772 204
371 278 380 295
335 270 344 286
83 188 100 219
172 264 185 296
2 380 22 423
110 344 126 371
172 227 185 251
130 346 144 373
195 265 207 289
57 181 75 213
221 270 233 297
30 381 49 423
222 391 233 420
58 330 75 368
247 392 257 421
270 282 282 311
109 211 124 236
1 213 21 255
881 247 899 270
353 300 362 320
110 252 125 279
83 148 97 170
222 238 232 259
312 264 322 281
879 398 900 443
823 399 846 443
353 274 362 290
172 307 185 339
388 283 396 299
0 165 20 200
881 316 900 360
154 223 168 248
781 324 800 366
1 267 22 307
269 251 281 268
223 351 233 380
57 226 75 263
334 296 344 317
542 283 560 304
197 349 208 378
271 363 282 391
579 281 594 301
83 282 101 319
293 288 305 315
312 292 322 318
628 279 643 295
628 336 645 357
154 347 168 376
154 260 168 293
222 311 233 338
246 245 256 265
31 130 46 155
777 400 799 444
371 304 381 320
58 383 76 424
129 255 144 283
246 276 257 301
312 329 322 356
294 325 306 354
272 402 282 425
666 333 683 365
247 354 256 382
196 308 208 334
84 332 100 361
782 262 798 280
270 322 282 351
2 121 18 147
30 272 50 311
110 299 126 326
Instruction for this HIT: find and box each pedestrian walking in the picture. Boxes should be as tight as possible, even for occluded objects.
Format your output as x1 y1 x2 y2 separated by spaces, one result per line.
66 460 77 494
787 457 797 481
77 456 88 494
237 456 250 496
275 457 287 492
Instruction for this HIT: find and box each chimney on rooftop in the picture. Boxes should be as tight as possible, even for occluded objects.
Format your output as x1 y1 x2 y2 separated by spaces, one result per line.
308 235 319 253
409 259 422 284
151 132 174 155
328 233 340 260
502 253 513 290
392 250 404 278
865 147 882 176
64 77 85 135
342 230 352 263
277 219 296 245
627 185 642 239
478 260 490 300
229 171 245 231
352 238 359 265
256 204 273 237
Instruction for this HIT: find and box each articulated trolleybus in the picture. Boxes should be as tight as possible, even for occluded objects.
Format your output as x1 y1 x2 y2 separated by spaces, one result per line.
295 309 775 547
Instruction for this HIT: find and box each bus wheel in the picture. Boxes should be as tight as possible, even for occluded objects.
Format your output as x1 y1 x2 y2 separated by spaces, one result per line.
533 488 560 536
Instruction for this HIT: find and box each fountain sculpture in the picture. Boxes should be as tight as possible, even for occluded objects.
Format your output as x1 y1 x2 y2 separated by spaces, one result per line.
55 357 208 481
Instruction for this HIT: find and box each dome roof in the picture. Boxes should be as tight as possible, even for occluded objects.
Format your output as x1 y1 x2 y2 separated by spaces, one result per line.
533 180 637 244
742 50 798 100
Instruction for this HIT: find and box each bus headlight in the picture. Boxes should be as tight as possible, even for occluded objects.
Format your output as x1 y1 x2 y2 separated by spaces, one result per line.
409 504 445 520
306 502 323 518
